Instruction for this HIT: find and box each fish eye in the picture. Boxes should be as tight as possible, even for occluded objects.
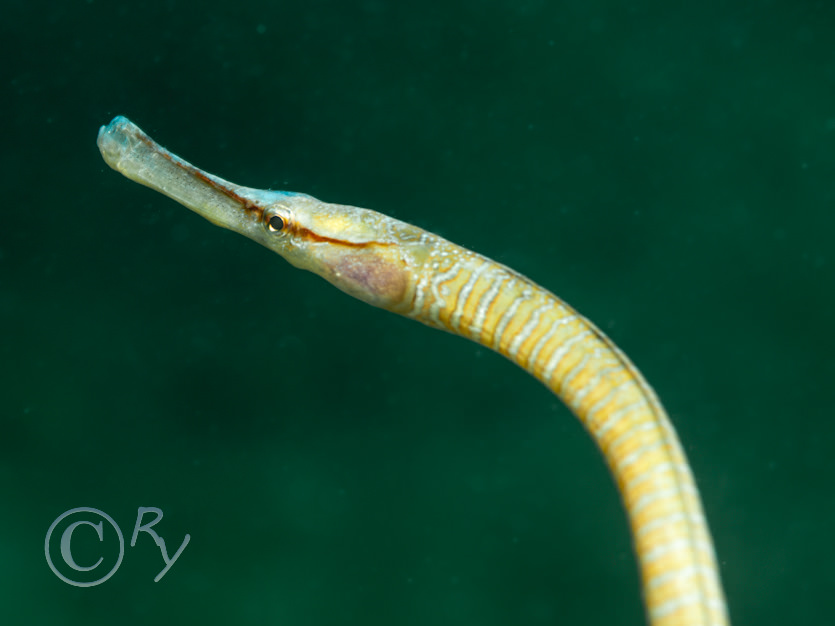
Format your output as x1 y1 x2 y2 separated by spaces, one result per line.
267 214 286 233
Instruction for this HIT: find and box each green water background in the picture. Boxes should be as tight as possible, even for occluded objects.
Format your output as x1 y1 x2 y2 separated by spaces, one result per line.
2 1 834 624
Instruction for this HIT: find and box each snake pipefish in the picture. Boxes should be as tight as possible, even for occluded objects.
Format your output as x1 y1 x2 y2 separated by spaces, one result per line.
97 115 729 626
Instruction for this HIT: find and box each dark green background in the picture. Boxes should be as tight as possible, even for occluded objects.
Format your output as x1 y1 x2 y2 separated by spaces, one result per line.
2 1 833 624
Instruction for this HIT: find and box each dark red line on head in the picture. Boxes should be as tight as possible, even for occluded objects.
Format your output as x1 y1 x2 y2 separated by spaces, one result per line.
134 129 265 220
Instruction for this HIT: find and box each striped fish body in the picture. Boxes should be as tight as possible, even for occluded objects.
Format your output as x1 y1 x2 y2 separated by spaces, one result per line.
405 233 728 626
